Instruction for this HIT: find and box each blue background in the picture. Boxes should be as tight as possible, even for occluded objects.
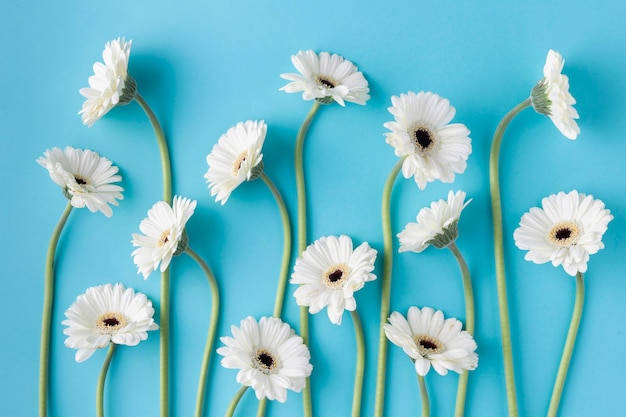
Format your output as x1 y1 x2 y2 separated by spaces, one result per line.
2 1 625 416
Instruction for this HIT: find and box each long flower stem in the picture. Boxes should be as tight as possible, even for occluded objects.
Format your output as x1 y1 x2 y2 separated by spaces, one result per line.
418 375 430 417
547 272 584 417
374 158 405 417
448 242 475 417
489 98 531 417
39 201 72 417
224 386 248 417
185 247 221 417
256 399 267 417
351 310 365 417
96 343 117 417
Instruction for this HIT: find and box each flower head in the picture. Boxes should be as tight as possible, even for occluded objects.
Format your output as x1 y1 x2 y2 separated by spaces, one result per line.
384 91 472 189
79 37 135 127
217 316 312 402
280 50 370 106
205 120 266 205
37 146 124 217
513 190 612 276
62 283 158 362
131 196 197 278
398 190 471 253
290 235 377 325
531 50 579 139
384 306 477 376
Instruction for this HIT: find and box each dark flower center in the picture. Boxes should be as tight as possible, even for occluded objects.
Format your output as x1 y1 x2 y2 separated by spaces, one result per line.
74 175 88 185
413 335 444 356
103 317 120 327
315 75 337 89
252 348 279 374
548 221 579 246
258 352 274 368
411 125 435 154
328 269 343 283
554 228 572 241
96 312 127 333
323 264 350 289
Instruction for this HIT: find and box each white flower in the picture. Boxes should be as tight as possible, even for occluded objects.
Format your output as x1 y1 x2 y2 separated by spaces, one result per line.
280 50 370 106
217 316 312 402
205 120 266 205
62 283 158 362
398 190 471 253
79 37 134 127
37 146 124 217
384 91 472 190
513 190 612 276
290 235 377 325
131 196 197 279
531 50 580 140
384 306 477 376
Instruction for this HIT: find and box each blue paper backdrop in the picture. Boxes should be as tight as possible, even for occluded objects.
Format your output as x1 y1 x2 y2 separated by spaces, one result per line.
2 1 625 416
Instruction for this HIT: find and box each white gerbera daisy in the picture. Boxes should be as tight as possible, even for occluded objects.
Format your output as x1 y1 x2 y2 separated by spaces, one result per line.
280 50 370 106
131 196 197 279
513 190 612 276
205 120 266 205
398 190 471 253
62 283 158 363
79 37 135 127
384 91 472 190
290 235 377 325
217 316 312 403
37 146 124 217
531 50 580 140
384 306 478 377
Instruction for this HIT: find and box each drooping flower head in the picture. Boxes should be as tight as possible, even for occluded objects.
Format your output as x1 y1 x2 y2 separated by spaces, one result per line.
280 50 370 106
530 50 580 139
205 120 266 205
513 190 612 276
62 283 158 362
291 235 377 325
79 37 136 127
398 190 471 253
384 91 472 190
217 316 312 403
384 306 478 376
37 146 124 217
131 196 197 279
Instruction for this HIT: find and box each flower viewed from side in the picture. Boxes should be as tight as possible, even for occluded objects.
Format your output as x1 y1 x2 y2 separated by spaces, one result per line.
217 316 312 402
205 120 266 205
62 283 158 362
37 146 124 217
513 190 612 276
290 235 377 325
79 37 136 127
384 306 478 376
531 50 580 140
131 196 197 279
280 50 370 106
398 190 471 253
384 91 472 190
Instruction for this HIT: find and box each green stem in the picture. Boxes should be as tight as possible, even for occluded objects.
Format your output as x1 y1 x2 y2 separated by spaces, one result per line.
489 98 531 417
224 386 248 417
351 310 365 417
448 242 475 417
39 201 72 417
418 374 430 417
546 272 584 417
374 158 405 417
96 343 117 417
185 247 221 417
256 398 267 417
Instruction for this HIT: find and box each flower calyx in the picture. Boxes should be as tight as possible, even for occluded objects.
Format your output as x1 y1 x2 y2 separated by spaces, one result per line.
426 219 459 249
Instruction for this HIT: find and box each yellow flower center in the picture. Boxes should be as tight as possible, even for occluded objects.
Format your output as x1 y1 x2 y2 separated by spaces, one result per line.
410 125 436 155
158 229 171 247
96 312 128 334
548 221 579 246
233 151 248 175
413 334 444 356
252 348 279 374
315 75 338 89
323 263 350 289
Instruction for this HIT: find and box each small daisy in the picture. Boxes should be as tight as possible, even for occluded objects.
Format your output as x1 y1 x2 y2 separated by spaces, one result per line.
62 283 158 363
384 306 477 376
531 50 580 140
398 190 471 253
37 146 124 217
513 190 612 276
205 120 266 205
384 91 472 190
79 37 136 127
280 50 370 106
131 196 197 279
290 235 377 325
217 316 312 402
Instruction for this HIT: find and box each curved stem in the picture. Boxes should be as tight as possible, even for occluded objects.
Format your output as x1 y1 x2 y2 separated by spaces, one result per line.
351 310 365 417
185 247 221 417
489 98 531 417
547 272 584 417
96 343 117 417
224 386 248 417
418 374 430 417
39 201 72 417
374 158 405 417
